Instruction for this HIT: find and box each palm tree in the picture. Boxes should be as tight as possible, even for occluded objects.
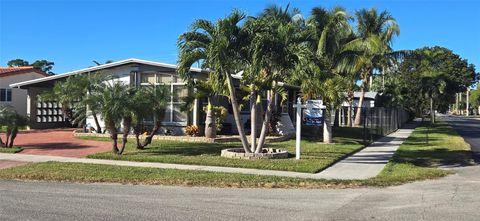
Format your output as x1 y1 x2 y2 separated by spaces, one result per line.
0 106 28 148
134 84 170 149
179 78 226 139
417 48 447 123
177 10 251 152
94 81 133 154
289 6 352 143
242 4 306 152
41 74 105 132
343 8 400 126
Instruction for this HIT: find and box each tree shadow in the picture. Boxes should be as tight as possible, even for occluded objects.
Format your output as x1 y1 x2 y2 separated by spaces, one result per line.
391 148 474 167
134 142 241 156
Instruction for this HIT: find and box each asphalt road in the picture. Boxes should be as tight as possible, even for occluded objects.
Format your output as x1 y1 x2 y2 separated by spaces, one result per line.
2 164 480 221
1 116 480 221
443 115 480 155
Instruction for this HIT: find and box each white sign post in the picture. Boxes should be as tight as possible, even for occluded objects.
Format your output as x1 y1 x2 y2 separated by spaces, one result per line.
293 97 326 160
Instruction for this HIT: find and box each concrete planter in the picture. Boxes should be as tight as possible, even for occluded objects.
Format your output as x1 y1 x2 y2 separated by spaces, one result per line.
220 148 288 160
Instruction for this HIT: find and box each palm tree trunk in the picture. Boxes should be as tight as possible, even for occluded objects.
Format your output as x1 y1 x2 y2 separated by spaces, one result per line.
255 85 276 153
225 72 250 153
354 83 366 126
106 120 119 154
8 128 18 148
118 116 132 155
250 90 257 152
354 69 371 126
347 90 353 127
141 111 165 148
323 108 333 144
91 110 102 133
5 129 10 148
135 132 142 149
430 97 435 124
204 98 217 139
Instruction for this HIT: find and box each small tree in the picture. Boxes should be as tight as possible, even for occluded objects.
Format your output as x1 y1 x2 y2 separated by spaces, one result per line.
41 74 106 133
131 84 170 149
0 106 28 148
94 81 134 154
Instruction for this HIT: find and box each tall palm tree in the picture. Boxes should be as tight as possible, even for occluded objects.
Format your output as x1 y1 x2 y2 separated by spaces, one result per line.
177 10 252 152
290 6 352 143
242 4 306 152
340 8 400 126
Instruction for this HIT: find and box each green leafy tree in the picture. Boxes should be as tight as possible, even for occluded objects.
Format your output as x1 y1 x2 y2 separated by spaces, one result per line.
7 59 55 74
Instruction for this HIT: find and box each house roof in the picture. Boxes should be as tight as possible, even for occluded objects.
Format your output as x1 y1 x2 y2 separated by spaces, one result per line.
9 58 205 89
0 66 49 78
354 92 378 99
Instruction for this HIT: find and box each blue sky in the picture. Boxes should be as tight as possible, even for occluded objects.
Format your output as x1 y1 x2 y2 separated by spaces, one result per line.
1 0 479 74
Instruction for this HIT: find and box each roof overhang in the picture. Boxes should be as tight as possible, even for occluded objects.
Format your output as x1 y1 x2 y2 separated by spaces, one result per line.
9 58 205 89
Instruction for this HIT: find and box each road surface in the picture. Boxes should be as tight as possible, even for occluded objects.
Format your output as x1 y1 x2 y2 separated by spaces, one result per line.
443 115 480 156
2 163 480 221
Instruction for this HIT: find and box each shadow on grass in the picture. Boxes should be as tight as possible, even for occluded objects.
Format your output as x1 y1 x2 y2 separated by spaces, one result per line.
392 147 474 167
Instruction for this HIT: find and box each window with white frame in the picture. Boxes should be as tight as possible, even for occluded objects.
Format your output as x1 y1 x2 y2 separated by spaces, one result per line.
140 72 187 123
0 88 12 102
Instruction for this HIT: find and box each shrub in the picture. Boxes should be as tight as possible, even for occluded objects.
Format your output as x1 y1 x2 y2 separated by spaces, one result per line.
185 125 199 136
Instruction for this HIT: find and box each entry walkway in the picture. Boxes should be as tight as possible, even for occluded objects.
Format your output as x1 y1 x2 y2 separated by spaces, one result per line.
0 121 419 180
316 119 420 180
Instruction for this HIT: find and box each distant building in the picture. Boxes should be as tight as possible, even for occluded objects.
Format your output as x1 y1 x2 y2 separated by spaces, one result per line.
0 67 49 115
342 92 380 108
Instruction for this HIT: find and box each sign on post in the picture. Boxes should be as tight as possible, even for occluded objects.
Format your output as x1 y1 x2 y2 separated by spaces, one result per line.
293 98 326 160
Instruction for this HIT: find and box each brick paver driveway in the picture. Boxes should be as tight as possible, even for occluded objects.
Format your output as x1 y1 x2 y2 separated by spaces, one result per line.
3 129 111 158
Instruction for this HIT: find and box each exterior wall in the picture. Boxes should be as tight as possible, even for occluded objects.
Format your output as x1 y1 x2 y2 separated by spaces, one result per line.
85 64 138 131
27 87 68 129
1 72 46 115
84 63 202 135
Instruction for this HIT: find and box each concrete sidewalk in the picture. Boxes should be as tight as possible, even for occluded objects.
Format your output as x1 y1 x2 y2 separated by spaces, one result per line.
316 119 420 180
0 120 419 180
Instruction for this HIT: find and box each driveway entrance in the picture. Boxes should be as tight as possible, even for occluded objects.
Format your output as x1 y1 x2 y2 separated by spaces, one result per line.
4 129 111 157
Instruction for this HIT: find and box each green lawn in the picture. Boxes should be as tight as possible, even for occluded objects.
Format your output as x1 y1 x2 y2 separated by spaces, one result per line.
0 121 472 188
0 147 23 153
84 127 366 173
368 120 473 186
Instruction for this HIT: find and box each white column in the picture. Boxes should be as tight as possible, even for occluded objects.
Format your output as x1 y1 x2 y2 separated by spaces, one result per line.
193 98 198 126
295 97 302 160
26 93 31 130
466 89 470 116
